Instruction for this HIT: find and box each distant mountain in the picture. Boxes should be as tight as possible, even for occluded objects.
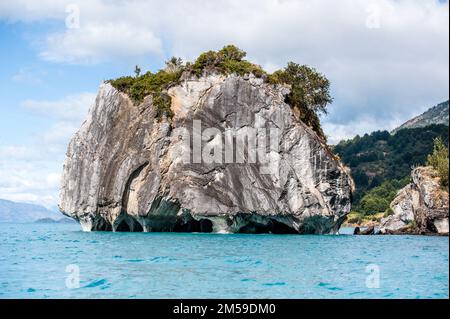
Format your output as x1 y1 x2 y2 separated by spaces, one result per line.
0 199 62 223
392 100 449 134
34 217 76 224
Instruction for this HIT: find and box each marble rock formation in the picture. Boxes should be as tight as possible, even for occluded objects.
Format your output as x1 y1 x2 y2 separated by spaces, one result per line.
379 166 449 235
59 73 353 234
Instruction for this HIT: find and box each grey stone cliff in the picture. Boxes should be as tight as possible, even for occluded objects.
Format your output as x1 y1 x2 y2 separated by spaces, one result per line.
59 73 353 234
379 166 449 235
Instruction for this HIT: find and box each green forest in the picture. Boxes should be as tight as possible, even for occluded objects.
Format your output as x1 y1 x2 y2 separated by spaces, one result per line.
334 124 449 216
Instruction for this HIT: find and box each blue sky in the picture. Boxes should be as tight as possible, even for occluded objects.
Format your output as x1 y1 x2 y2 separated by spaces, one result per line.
0 0 448 207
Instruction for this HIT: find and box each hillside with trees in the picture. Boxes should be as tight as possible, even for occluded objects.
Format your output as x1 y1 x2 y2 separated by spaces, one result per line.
334 124 449 218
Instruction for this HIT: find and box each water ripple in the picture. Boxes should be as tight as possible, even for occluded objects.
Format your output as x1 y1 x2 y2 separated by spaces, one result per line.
0 223 448 298
83 279 108 288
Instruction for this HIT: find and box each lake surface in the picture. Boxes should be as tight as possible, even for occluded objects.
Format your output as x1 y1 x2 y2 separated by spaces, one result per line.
0 223 448 299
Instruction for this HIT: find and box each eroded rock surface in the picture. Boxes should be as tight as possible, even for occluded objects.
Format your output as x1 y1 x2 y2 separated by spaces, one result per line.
379 166 449 235
59 74 353 234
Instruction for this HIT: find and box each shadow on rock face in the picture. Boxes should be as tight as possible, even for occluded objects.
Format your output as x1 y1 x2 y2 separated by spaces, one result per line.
82 210 341 234
298 215 339 234
174 218 213 233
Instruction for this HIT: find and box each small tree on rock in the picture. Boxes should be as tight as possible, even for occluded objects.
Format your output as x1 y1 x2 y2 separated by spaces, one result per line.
268 62 333 141
134 65 141 77
165 57 184 73
427 137 449 189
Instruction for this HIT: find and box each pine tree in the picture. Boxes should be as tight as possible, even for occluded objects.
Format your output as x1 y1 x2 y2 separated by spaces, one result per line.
134 65 141 77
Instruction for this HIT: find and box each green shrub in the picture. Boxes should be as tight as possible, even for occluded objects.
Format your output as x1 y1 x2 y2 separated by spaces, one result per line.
346 212 362 224
165 57 184 73
189 45 266 78
220 44 246 61
427 137 449 189
383 207 394 218
153 93 174 119
355 177 410 216
134 65 141 77
267 62 332 114
108 44 331 135
359 196 390 215
267 62 332 141
109 76 135 93
406 219 417 230
334 125 448 211
108 69 182 119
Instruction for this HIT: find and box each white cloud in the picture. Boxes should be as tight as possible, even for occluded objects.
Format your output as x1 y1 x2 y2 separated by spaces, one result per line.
1 0 448 139
12 68 44 84
46 172 61 188
22 91 95 121
0 0 448 205
0 0 67 22
0 91 96 207
323 117 402 145
40 121 82 144
1 0 446 65
40 23 163 63
0 161 61 208
0 145 32 159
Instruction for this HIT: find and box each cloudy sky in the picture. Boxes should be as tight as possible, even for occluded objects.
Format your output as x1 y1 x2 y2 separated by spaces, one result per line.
0 0 448 208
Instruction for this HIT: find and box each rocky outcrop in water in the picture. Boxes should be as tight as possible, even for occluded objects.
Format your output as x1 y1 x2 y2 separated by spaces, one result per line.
379 166 449 235
59 73 353 234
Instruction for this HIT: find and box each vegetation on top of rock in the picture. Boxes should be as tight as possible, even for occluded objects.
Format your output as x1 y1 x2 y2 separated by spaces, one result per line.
108 68 182 119
165 57 184 73
188 45 266 78
427 137 449 189
334 124 449 216
107 45 332 141
134 65 141 77
267 62 332 140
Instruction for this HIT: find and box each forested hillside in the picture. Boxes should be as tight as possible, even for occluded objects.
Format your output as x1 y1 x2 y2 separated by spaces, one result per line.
334 124 449 215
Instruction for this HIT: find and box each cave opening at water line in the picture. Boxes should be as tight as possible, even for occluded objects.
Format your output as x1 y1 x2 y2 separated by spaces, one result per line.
237 218 298 234
95 218 112 231
173 218 213 233
133 221 143 232
115 218 144 232
116 220 130 232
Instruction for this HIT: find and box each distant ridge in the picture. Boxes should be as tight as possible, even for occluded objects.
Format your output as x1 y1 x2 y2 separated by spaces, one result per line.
0 198 62 223
392 100 449 134
34 217 76 224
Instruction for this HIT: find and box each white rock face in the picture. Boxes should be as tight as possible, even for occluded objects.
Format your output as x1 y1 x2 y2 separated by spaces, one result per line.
434 218 449 234
59 74 353 234
379 166 449 235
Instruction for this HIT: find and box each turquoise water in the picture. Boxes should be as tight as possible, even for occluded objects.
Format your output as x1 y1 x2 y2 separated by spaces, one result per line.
0 223 448 299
